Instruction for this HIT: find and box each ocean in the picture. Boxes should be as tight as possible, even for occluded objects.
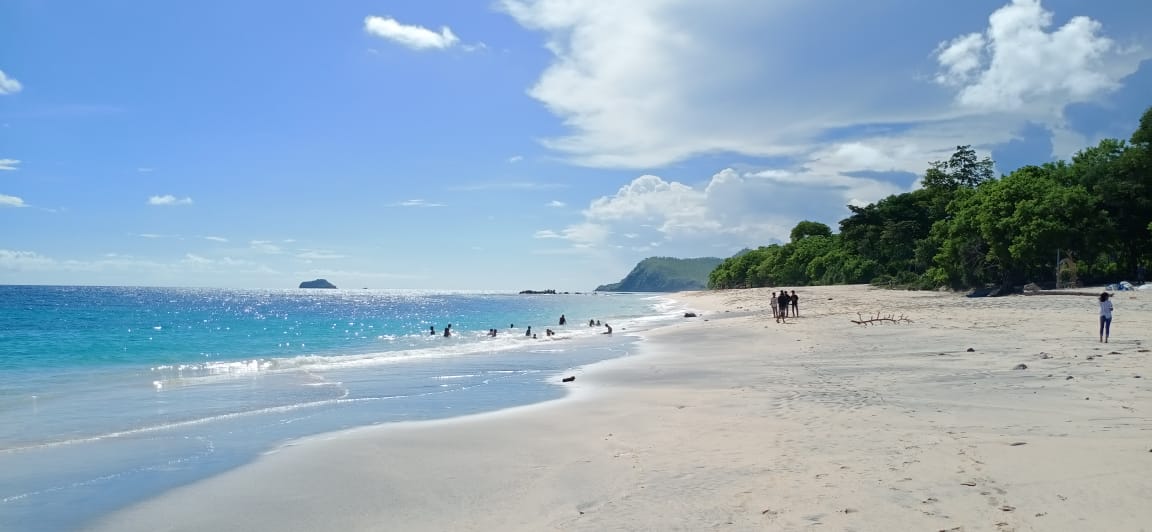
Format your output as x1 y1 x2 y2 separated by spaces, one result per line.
0 285 683 531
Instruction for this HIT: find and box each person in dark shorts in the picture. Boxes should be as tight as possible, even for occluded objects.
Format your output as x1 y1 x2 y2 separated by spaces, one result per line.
777 290 791 322
790 290 799 317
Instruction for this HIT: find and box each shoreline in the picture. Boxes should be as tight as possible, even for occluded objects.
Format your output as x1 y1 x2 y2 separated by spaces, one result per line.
89 285 1152 531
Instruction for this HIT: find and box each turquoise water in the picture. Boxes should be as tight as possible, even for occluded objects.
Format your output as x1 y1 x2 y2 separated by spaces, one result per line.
0 286 683 530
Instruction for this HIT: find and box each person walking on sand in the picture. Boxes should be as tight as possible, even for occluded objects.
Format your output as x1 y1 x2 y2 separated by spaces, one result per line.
790 290 799 317
1099 292 1114 343
770 291 779 320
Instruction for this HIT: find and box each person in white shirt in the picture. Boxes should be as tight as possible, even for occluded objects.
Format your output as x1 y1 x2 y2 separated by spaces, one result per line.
1099 292 1114 343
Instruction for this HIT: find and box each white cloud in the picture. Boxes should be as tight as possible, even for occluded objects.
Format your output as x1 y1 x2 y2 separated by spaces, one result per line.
364 16 460 50
0 70 22 95
293 268 429 282
147 195 193 206
507 155 524 163
502 0 1149 168
447 182 568 191
203 236 229 242
547 200 566 207
180 254 274 272
296 250 347 260
0 193 27 207
250 240 282 254
933 0 1147 116
0 249 166 274
182 253 212 265
0 158 20 171
390 199 445 207
0 250 56 269
539 167 905 255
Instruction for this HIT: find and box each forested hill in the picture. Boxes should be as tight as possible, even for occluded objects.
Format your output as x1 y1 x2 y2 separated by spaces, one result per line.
595 257 724 292
707 105 1152 292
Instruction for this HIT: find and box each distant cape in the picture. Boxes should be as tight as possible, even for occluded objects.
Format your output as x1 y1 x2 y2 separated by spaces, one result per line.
594 256 723 292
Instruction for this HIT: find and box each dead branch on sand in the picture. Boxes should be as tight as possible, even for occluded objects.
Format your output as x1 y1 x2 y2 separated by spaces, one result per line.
851 312 912 325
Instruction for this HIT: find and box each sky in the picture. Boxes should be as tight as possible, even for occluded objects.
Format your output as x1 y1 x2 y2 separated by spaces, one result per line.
1 0 1150 291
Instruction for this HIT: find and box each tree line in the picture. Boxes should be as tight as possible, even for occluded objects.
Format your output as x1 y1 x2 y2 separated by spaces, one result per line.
709 106 1152 291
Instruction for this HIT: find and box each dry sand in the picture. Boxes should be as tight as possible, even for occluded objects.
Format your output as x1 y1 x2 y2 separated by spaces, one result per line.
90 285 1152 532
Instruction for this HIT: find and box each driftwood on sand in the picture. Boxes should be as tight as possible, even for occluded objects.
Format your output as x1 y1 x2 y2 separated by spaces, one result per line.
851 312 912 325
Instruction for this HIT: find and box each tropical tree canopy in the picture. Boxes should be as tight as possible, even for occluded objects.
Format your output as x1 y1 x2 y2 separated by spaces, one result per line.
708 107 1152 290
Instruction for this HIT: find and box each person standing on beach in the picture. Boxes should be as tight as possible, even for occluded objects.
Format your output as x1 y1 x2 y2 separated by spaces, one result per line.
777 291 790 323
1099 292 1114 343
790 290 799 317
770 291 779 320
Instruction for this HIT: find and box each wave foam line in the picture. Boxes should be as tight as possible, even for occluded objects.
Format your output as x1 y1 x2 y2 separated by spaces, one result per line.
0 370 534 455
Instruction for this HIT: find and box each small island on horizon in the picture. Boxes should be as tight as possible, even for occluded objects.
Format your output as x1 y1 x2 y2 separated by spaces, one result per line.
299 279 337 289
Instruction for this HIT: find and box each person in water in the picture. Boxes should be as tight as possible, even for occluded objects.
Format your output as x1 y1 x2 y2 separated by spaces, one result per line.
525 326 532 337
1099 292 1114 343
443 327 451 337
430 325 436 336
559 314 566 326
603 323 612 334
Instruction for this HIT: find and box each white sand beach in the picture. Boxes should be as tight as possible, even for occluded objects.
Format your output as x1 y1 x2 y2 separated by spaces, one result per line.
90 285 1152 532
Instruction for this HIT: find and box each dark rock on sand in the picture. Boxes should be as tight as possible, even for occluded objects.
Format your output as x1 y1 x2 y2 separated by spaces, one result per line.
1013 364 1028 370
966 348 976 352
561 376 575 383
683 312 697 318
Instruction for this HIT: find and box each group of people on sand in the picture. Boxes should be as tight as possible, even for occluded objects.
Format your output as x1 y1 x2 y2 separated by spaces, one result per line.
771 290 799 323
430 314 612 339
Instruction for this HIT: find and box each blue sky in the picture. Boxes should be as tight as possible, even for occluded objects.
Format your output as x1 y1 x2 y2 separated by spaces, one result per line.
2 0 1150 290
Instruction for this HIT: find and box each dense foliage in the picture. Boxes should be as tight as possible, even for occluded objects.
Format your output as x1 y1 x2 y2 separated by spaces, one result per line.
709 106 1152 291
596 256 724 292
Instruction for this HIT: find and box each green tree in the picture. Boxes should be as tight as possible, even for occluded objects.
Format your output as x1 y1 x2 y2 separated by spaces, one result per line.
1069 135 1152 278
789 220 832 242
839 188 935 276
922 145 995 191
941 164 1103 288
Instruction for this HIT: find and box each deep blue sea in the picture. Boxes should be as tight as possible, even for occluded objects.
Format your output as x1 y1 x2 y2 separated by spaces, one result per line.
0 285 683 531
